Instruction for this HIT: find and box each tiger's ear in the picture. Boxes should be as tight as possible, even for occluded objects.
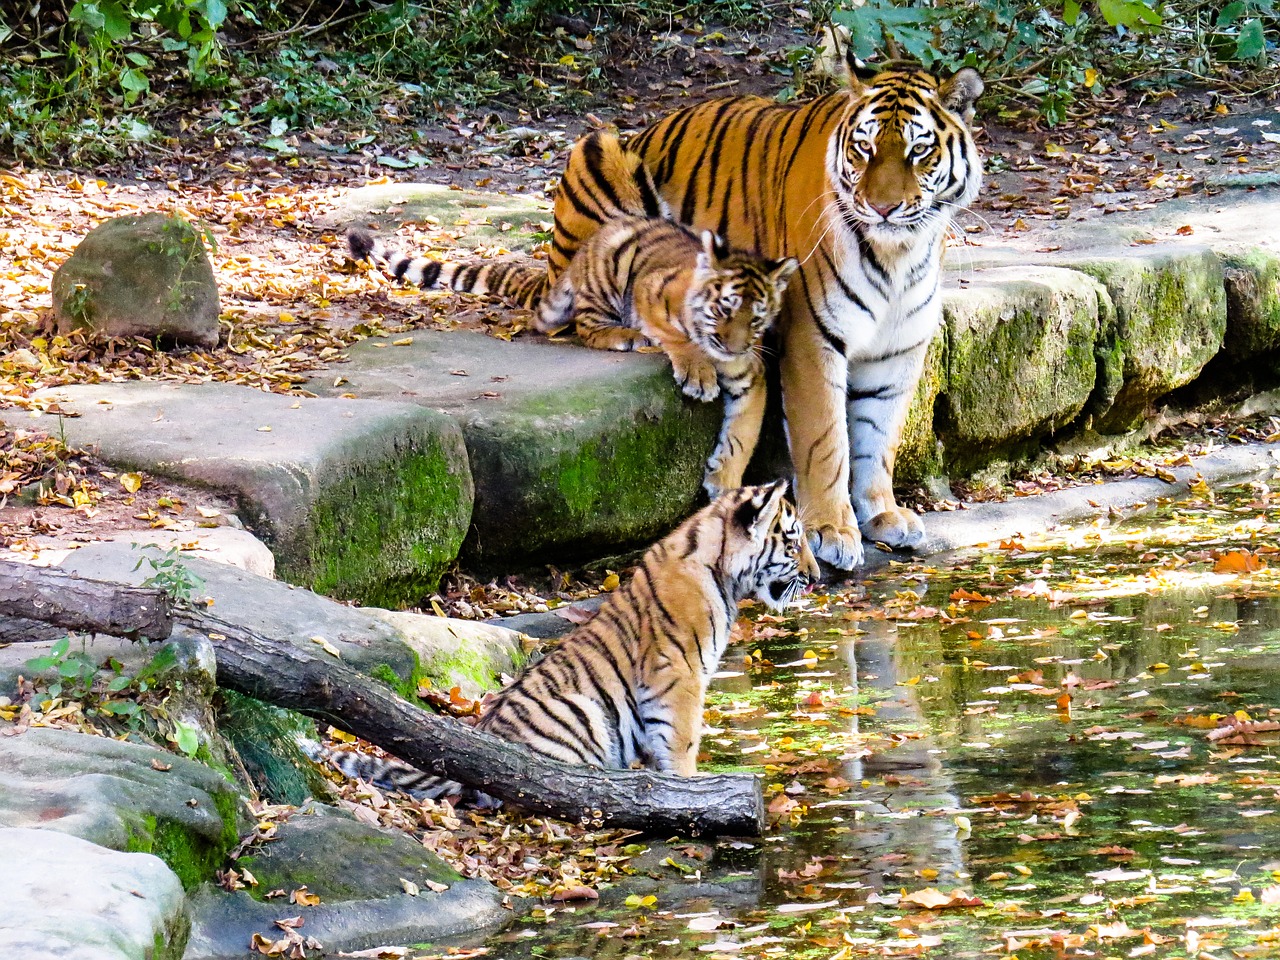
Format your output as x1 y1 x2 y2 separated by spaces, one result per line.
698 231 729 269
769 257 800 287
843 46 878 90
939 67 984 122
734 480 789 540
697 231 717 271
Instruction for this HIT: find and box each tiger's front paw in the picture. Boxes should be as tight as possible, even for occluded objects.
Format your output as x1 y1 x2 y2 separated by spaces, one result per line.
675 360 720 401
807 522 864 570
860 506 925 550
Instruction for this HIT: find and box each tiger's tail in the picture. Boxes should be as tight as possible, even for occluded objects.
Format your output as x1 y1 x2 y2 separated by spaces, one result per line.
347 228 547 309
301 738 499 808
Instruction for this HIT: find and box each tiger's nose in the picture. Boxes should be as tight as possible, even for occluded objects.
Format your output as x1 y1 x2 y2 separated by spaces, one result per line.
869 201 896 218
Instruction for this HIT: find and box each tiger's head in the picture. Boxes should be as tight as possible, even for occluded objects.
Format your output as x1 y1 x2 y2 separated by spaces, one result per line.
827 56 984 247
719 480 822 610
688 232 799 363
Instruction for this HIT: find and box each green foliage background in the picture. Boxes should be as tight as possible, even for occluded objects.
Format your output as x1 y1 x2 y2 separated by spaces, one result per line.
1 0 1277 161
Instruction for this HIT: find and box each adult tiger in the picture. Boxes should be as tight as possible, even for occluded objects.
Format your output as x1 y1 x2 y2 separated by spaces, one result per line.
552 55 984 569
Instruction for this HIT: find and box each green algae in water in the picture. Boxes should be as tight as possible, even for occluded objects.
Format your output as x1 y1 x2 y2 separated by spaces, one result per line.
478 485 1280 959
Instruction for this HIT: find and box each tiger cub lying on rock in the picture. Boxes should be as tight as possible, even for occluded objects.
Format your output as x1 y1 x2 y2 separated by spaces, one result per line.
315 482 819 803
347 218 796 498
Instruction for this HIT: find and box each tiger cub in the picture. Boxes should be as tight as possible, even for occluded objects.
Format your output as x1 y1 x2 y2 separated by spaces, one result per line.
346 220 798 498
314 482 819 802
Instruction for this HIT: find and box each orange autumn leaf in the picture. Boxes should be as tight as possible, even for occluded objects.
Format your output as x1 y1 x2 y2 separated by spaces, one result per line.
1213 550 1266 574
899 887 985 910
949 588 993 604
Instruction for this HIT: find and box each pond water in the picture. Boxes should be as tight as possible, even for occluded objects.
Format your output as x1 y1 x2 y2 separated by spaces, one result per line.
483 484 1280 960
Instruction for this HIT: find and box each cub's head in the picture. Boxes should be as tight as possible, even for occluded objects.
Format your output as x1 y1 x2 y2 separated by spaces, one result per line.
688 232 798 363
719 481 821 610
828 55 984 245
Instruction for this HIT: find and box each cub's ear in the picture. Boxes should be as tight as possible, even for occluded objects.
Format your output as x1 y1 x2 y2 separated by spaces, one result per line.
769 257 800 286
733 480 789 540
939 67 984 122
697 230 718 271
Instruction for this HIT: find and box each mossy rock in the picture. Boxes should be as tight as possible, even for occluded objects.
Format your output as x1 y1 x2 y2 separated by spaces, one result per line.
892 327 947 484
1066 247 1226 432
0 728 245 890
44 380 475 605
936 266 1102 472
305 330 721 573
1221 247 1280 360
459 365 720 569
52 213 220 349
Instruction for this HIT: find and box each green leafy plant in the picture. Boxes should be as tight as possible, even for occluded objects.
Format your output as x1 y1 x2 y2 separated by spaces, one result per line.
25 636 99 701
133 546 207 606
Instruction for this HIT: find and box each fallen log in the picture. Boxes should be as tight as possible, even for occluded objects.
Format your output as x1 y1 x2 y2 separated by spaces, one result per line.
0 560 173 641
179 610 765 837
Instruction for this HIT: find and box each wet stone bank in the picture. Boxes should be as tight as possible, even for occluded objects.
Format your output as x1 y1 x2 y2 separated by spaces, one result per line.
32 183 1280 602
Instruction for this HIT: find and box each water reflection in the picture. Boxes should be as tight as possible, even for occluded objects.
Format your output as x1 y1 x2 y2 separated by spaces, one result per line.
483 498 1280 959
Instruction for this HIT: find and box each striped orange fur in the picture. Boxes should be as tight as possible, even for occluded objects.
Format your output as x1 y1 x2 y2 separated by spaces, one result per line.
538 215 798 496
313 482 820 803
550 58 984 569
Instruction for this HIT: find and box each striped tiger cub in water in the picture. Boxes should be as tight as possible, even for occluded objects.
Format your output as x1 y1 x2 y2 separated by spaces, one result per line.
346 216 798 498
313 482 819 803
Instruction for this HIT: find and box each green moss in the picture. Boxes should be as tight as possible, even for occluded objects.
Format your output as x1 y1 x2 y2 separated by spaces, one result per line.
281 435 474 606
460 367 720 571
124 800 239 890
1068 249 1226 432
1221 248 1280 359
217 691 333 805
894 330 946 485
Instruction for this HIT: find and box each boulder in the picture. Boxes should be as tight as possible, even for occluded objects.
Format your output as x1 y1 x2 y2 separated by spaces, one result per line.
39 381 474 604
306 330 721 571
0 728 244 889
1065 247 1226 431
52 213 220 350
184 806 508 959
1221 248 1280 360
0 828 187 960
57 541 527 700
937 266 1103 470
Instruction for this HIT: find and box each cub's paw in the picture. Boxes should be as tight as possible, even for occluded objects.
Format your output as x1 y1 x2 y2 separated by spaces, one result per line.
860 506 925 550
676 360 720 401
703 456 744 502
807 522 864 570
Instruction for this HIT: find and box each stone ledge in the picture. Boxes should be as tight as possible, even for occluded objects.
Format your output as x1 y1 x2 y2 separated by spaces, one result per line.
39 381 474 605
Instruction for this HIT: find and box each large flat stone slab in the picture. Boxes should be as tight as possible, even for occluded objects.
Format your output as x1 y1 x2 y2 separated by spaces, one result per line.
0 728 243 889
0 828 187 960
36 381 474 605
185 806 507 960
307 330 720 570
321 182 550 252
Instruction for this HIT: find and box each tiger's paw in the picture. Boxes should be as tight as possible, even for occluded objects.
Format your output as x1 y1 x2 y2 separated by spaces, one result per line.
807 522 864 570
860 507 925 550
702 459 742 501
676 360 720 402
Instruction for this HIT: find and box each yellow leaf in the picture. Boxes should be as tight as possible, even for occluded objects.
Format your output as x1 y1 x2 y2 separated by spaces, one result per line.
309 636 341 658
120 473 143 493
392 337 413 346
601 572 620 591
290 886 321 906
1084 68 1098 87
